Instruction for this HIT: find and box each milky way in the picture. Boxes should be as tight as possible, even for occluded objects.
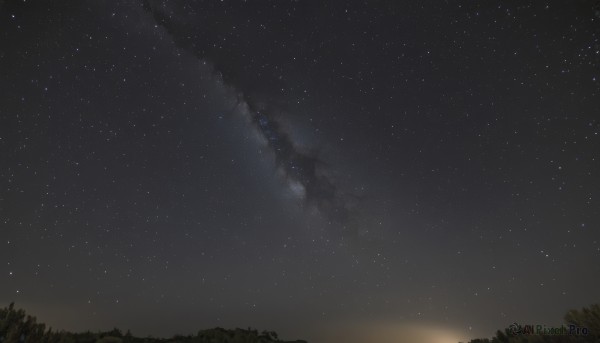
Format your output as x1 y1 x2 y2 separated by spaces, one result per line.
142 0 360 237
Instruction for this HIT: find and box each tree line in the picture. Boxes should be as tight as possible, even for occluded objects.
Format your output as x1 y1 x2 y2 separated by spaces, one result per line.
462 303 600 343
0 303 307 343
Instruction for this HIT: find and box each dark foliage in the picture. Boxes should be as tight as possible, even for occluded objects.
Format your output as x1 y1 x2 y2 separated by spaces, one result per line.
0 303 306 343
462 303 600 343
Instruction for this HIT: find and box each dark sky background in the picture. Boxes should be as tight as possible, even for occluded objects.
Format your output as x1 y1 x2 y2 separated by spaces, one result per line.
1 1 599 342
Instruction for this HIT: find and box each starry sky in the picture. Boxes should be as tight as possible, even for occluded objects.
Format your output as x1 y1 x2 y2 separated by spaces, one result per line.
1 1 599 343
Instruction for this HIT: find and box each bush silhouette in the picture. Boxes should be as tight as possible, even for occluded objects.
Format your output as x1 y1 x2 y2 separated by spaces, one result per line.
463 303 600 343
0 303 306 343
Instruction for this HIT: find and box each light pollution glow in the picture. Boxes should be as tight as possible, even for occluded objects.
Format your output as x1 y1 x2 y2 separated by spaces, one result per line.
317 320 472 343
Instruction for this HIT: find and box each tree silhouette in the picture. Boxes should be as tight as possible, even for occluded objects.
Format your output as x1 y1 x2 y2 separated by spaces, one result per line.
0 302 51 343
463 303 600 343
0 303 306 343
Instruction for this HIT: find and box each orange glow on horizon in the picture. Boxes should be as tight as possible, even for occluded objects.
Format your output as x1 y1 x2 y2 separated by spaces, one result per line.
318 320 472 343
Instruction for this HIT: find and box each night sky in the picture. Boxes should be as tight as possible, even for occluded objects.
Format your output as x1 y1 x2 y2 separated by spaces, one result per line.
1 1 599 343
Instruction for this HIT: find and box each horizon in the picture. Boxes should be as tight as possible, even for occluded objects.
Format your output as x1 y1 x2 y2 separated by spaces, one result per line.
3 301 599 343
